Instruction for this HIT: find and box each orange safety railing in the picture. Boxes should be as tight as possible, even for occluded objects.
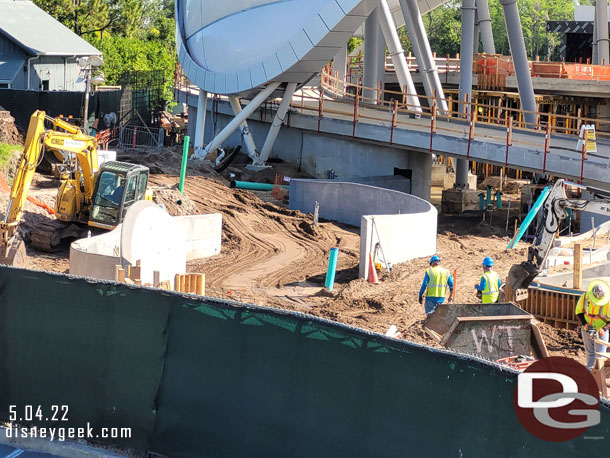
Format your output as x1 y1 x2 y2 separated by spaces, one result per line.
173 62 609 183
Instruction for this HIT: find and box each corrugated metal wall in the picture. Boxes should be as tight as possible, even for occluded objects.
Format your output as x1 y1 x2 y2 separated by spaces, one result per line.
30 57 85 91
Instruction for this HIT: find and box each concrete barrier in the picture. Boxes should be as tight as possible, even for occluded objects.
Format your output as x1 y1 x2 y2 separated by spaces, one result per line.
70 203 222 286
289 179 437 279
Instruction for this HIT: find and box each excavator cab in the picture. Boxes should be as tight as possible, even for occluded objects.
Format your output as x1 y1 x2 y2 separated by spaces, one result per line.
89 161 150 230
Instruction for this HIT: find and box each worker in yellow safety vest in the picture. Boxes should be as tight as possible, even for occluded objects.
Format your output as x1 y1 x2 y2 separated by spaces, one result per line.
419 255 454 315
475 257 501 303
576 280 610 371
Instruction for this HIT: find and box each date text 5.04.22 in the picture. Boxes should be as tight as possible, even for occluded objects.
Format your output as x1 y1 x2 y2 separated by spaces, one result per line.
9 405 68 422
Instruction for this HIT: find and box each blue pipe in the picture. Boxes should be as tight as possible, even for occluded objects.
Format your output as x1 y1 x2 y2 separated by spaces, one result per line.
478 193 485 211
325 248 339 290
486 185 492 207
507 185 550 249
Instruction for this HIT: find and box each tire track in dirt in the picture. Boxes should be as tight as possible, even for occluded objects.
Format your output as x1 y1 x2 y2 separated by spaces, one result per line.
151 175 360 297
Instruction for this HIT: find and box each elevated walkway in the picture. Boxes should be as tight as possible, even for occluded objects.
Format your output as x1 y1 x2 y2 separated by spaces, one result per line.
177 76 610 189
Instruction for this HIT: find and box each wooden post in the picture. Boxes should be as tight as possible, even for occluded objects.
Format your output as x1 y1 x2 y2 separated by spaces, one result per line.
179 274 186 293
174 274 181 292
153 271 161 288
130 261 141 283
196 274 205 296
115 265 125 283
574 243 583 290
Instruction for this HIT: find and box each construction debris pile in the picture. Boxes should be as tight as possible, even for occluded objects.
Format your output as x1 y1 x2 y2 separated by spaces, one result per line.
0 108 23 145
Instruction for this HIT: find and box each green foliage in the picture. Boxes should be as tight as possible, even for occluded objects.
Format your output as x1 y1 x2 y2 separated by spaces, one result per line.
347 37 363 54
88 34 175 102
0 144 22 168
33 0 176 105
421 0 573 59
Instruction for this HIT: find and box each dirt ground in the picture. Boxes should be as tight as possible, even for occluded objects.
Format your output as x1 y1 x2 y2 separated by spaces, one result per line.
0 145 588 367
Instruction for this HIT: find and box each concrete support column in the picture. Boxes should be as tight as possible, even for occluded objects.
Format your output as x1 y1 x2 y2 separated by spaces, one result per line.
455 160 470 189
457 0 476 190
473 12 480 54
379 0 421 113
364 7 381 102
333 43 348 89
257 82 298 166
195 82 280 159
187 105 197 140
593 10 599 65
229 96 258 159
193 90 208 155
476 0 496 54
399 0 448 113
596 0 610 64
500 0 537 128
410 150 432 201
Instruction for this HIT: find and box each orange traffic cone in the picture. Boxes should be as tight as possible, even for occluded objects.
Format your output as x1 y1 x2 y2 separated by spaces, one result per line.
368 253 379 284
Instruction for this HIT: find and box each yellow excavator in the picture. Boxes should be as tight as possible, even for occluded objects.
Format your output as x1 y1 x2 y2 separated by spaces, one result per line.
0 110 151 266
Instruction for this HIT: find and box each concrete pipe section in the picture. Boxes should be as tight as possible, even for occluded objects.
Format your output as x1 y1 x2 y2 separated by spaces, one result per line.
289 178 437 280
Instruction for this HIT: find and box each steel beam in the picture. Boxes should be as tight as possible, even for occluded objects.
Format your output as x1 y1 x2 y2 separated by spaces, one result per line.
195 82 280 159
379 0 422 113
333 43 348 89
364 7 381 103
399 0 448 113
256 83 298 166
194 90 208 155
457 0 477 189
229 96 258 159
476 0 496 54
596 0 609 64
500 0 537 128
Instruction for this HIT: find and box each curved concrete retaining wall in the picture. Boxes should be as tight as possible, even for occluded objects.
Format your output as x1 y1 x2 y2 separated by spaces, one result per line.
289 179 437 279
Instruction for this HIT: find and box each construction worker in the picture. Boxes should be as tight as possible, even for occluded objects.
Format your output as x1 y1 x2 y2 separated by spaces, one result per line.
418 255 454 315
475 257 501 303
575 280 610 371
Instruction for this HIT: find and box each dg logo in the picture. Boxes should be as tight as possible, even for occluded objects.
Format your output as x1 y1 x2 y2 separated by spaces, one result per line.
514 356 601 441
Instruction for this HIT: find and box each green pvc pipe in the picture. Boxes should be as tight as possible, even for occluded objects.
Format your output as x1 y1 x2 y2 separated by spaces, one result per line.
325 248 339 290
179 135 190 195
486 185 492 207
507 185 550 249
495 191 502 209
478 193 485 211
230 181 289 191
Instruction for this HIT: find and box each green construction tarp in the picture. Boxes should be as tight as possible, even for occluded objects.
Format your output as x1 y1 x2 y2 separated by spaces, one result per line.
0 266 608 456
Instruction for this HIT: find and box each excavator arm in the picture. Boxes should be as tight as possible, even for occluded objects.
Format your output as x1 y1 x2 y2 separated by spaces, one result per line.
0 111 97 266
508 179 610 294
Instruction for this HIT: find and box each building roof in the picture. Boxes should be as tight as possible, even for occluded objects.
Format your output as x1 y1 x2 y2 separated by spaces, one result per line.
0 0 101 56
0 56 23 82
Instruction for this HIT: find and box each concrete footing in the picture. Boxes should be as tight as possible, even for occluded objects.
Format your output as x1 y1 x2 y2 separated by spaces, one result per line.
441 188 479 214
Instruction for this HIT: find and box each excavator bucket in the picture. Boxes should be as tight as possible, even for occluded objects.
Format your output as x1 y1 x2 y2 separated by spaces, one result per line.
507 261 540 299
0 239 26 267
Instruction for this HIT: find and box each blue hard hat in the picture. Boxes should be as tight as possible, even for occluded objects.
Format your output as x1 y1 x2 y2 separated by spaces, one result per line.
430 255 441 264
483 257 494 267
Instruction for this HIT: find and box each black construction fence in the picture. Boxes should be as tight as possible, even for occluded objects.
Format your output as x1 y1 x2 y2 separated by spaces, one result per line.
0 266 607 457
0 70 167 134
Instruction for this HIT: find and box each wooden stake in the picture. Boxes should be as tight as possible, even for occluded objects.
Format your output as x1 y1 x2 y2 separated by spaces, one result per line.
174 274 181 292
196 274 204 296
153 271 161 288
574 243 583 290
115 265 125 283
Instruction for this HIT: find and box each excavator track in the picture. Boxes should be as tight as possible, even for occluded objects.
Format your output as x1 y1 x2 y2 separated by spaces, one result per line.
30 220 83 252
